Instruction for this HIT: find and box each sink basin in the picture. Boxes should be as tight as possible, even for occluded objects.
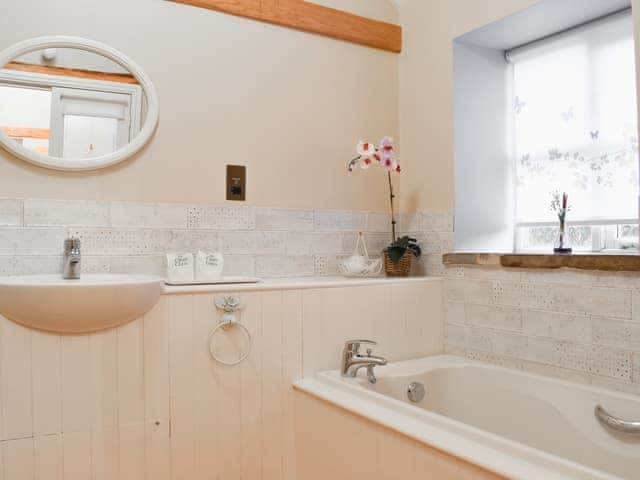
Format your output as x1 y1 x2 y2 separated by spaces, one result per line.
0 274 163 333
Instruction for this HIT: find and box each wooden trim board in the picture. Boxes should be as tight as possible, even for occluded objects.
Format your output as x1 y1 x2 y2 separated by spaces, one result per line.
4 61 138 84
443 252 640 272
166 0 402 52
0 127 50 139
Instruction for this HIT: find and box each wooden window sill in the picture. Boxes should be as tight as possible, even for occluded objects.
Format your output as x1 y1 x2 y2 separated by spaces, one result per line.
442 252 640 272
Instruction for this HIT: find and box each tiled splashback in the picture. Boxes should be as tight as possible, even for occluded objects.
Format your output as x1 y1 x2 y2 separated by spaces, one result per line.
0 198 454 279
443 262 640 396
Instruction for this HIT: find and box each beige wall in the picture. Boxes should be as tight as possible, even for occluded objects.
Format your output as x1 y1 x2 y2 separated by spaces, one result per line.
396 0 539 213
0 0 398 212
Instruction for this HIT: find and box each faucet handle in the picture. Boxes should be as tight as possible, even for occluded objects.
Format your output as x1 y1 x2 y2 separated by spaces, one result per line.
344 339 377 354
64 238 81 251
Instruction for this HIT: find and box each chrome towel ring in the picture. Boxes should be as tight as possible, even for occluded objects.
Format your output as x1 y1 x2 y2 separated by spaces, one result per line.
209 295 252 366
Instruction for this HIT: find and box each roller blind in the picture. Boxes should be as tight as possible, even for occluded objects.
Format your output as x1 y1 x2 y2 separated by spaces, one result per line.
510 10 638 224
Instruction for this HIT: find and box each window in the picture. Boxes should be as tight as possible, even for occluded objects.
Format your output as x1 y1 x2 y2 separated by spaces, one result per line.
510 11 639 251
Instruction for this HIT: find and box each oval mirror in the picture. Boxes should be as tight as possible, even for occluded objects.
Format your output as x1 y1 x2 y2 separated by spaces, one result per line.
0 36 158 171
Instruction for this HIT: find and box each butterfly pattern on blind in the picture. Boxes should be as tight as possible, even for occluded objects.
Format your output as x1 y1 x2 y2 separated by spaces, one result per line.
512 12 639 223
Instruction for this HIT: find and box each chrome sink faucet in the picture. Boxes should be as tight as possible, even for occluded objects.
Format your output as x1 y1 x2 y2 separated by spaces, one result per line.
341 339 387 384
63 238 81 279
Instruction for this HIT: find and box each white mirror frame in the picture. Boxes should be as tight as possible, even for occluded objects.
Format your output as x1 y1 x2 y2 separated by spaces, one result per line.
0 36 159 171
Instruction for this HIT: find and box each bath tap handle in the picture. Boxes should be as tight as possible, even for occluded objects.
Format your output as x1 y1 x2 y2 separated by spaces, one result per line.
344 339 377 354
595 405 640 436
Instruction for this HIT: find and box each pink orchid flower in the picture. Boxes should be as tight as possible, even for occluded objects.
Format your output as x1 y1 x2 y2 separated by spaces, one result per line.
348 137 399 173
356 140 380 169
379 136 394 153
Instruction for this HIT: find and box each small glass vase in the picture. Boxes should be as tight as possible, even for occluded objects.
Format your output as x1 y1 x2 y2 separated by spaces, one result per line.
554 223 572 254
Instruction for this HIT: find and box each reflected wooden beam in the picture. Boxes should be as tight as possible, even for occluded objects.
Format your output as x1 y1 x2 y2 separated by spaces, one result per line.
3 62 138 85
166 0 402 53
0 127 50 139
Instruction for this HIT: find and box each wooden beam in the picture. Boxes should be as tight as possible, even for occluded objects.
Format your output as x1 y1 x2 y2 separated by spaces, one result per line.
167 0 402 53
4 62 139 85
0 127 50 139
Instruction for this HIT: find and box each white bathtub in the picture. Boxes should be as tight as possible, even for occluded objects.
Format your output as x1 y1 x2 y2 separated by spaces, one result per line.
295 355 640 480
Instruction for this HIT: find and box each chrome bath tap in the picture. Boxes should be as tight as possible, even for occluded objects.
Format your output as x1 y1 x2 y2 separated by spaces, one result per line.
63 238 81 280
341 339 387 384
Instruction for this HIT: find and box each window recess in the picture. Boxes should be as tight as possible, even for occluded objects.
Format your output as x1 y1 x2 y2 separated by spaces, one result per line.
509 10 638 253
453 3 638 254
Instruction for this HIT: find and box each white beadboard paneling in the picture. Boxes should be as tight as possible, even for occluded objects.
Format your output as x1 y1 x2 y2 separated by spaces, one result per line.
302 285 393 375
117 319 145 425
3 438 34 480
88 329 118 430
144 298 170 423
1 317 33 440
24 199 109 227
192 294 220 479
91 429 118 480
282 291 303 480
62 431 91 480
111 202 188 229
119 423 145 480
0 199 23 226
145 420 170 480
301 289 323 377
168 295 196 479
214 301 242 480
34 434 62 480
32 331 61 435
261 291 283 480
61 335 91 433
240 293 262 480
0 279 444 480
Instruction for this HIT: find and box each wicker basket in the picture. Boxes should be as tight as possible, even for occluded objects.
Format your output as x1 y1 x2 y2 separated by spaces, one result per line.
383 250 413 277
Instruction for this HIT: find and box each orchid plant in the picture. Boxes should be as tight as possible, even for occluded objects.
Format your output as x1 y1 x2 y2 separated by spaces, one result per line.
348 137 421 264
348 136 401 241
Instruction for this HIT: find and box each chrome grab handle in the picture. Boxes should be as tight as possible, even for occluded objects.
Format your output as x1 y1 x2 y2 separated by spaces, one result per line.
595 405 640 436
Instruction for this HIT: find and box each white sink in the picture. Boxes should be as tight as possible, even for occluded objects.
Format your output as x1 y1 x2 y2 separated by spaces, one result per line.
0 274 163 333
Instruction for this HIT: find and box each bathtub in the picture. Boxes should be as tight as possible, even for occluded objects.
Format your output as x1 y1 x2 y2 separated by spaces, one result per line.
294 355 640 480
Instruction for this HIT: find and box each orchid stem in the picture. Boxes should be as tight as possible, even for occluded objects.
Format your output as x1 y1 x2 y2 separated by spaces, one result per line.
388 171 397 243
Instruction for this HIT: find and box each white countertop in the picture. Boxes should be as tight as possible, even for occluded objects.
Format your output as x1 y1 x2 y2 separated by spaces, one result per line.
162 275 440 295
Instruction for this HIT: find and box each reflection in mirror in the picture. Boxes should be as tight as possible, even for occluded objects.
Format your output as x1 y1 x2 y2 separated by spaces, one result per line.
0 47 144 160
